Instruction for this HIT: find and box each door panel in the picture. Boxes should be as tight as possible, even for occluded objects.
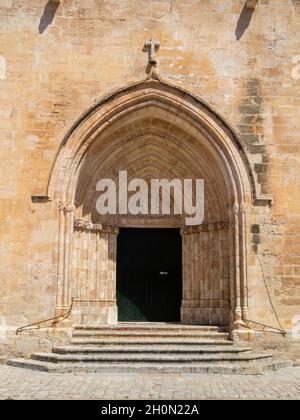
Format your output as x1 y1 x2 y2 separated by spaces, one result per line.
117 229 182 322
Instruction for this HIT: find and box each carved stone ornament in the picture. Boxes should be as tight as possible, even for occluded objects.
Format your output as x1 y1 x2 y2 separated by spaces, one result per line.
59 202 76 212
182 222 229 235
74 219 119 234
65 204 76 213
232 203 240 216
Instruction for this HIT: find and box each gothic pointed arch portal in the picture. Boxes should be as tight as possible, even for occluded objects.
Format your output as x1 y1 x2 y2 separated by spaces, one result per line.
48 78 259 328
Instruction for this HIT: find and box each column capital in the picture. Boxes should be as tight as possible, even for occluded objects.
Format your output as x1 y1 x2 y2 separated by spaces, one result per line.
59 202 75 212
229 202 248 216
74 219 119 234
182 221 229 235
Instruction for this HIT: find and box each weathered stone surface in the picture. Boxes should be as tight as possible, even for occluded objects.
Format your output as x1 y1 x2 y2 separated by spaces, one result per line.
0 55 5 80
1 365 300 400
0 0 299 356
8 324 292 375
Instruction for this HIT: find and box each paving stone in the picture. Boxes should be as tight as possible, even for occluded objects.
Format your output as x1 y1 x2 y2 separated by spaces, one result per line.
0 365 300 400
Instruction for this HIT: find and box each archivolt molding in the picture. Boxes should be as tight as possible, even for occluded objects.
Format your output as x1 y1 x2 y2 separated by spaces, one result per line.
47 77 271 208
76 128 227 212
49 77 263 326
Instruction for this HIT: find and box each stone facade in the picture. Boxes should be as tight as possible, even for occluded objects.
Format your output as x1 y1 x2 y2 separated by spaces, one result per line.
0 0 300 357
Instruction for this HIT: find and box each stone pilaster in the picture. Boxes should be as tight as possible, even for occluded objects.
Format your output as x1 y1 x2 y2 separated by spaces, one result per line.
71 219 119 325
181 222 230 326
55 202 75 315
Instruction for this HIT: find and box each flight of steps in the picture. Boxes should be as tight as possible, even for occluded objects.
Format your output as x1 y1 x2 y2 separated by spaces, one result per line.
8 324 291 374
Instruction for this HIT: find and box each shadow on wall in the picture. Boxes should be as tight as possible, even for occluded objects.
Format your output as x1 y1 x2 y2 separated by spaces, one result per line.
235 2 255 41
38 0 60 34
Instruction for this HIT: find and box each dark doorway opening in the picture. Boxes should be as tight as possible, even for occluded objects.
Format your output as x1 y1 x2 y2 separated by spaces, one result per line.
117 228 182 322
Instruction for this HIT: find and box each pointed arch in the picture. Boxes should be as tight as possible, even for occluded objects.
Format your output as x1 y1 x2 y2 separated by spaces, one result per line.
47 77 268 206
48 78 268 328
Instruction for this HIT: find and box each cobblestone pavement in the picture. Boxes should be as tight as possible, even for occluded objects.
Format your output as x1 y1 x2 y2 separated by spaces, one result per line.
0 365 299 400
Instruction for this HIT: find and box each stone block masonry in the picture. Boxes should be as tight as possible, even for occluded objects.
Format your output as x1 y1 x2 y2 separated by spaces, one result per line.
0 0 299 358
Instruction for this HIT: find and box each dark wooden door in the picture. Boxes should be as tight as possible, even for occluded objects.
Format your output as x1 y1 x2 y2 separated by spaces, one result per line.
117 228 182 322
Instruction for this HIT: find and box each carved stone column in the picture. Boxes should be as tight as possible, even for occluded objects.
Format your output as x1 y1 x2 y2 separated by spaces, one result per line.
233 203 242 320
229 202 254 342
64 204 75 307
55 202 75 315
56 202 65 311
240 203 249 320
229 202 250 333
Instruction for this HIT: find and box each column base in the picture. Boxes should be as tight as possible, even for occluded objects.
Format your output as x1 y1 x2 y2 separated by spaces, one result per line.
230 321 256 343
181 304 230 326
70 300 118 325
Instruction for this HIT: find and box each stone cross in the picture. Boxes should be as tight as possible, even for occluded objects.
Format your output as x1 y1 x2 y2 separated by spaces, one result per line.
144 39 160 66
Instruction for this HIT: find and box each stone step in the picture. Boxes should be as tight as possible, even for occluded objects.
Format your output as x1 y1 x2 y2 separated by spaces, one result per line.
71 338 234 346
31 352 273 364
72 331 229 340
52 345 252 355
73 324 223 332
7 358 292 375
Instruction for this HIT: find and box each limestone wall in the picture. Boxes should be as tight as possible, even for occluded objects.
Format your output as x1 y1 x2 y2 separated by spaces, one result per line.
0 0 300 355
